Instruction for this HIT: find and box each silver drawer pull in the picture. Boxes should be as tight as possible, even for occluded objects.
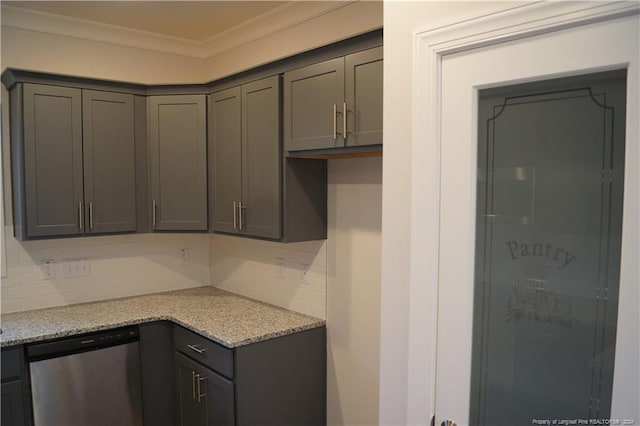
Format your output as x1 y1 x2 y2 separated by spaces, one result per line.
187 344 206 354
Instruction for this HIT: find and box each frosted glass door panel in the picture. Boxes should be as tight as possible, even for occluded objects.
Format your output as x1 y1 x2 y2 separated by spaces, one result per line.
470 70 626 425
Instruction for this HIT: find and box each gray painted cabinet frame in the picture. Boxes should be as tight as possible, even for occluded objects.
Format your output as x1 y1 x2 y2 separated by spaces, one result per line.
82 90 137 234
283 45 383 152
148 95 208 231
10 84 140 239
209 76 281 240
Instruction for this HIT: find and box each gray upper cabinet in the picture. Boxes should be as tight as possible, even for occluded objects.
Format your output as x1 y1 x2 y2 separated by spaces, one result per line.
284 46 383 152
82 90 137 233
20 84 84 238
10 84 138 240
148 95 207 231
210 76 281 240
283 58 344 152
345 46 383 147
210 87 242 235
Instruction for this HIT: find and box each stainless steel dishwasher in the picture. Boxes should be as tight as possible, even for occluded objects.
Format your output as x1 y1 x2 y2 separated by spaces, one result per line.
27 326 144 426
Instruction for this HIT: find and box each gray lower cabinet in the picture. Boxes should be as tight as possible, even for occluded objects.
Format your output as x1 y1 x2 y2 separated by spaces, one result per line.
284 46 383 152
174 324 326 426
1 346 28 426
148 95 208 231
175 353 235 426
210 76 281 239
9 83 139 239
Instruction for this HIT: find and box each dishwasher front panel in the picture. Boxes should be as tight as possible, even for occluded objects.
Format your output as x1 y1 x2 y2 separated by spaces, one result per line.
29 341 143 426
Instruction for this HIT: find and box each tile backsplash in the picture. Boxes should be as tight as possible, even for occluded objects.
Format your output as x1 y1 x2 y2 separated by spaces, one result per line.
1 227 210 313
0 228 327 319
210 234 326 319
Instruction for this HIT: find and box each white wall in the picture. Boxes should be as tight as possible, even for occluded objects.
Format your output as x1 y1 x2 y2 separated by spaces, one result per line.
203 1 382 81
1 233 210 313
1 26 206 84
379 1 522 424
209 234 326 319
326 157 382 426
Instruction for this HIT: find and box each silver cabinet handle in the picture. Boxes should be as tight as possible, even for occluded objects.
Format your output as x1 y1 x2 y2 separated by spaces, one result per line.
343 102 348 142
78 201 83 231
88 202 93 231
192 371 197 400
187 344 206 354
197 374 206 402
233 201 237 230
238 202 244 231
333 104 337 140
152 200 157 227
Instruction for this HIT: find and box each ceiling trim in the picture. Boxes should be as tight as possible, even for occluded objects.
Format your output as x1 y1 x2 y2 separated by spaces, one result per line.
199 1 355 59
1 1 357 60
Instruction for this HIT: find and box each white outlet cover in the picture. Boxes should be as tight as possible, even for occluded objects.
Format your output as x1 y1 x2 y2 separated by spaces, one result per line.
40 259 55 280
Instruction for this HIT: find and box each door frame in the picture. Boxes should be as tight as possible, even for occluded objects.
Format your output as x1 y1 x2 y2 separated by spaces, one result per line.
409 2 640 424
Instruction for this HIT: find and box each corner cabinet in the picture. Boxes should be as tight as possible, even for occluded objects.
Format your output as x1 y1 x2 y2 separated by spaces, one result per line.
9 83 138 239
148 95 208 231
210 76 327 242
210 76 281 239
173 324 326 426
283 46 383 152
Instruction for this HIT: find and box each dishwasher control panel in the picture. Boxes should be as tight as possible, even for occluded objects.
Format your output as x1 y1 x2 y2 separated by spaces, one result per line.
27 326 139 361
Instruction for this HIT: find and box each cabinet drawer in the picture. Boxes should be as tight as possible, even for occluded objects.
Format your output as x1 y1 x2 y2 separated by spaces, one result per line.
1 347 23 381
173 326 234 379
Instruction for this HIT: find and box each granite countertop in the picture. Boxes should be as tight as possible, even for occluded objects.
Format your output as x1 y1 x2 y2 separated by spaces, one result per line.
0 286 325 348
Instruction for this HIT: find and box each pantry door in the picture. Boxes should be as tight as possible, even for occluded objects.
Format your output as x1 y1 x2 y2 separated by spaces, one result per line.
414 3 639 426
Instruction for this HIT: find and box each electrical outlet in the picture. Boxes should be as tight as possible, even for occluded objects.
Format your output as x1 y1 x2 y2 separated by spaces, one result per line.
40 259 55 280
301 263 310 284
277 257 285 279
63 258 91 278
179 248 190 265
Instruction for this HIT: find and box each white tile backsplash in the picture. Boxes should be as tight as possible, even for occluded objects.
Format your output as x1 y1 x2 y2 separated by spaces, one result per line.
0 227 210 313
210 234 327 319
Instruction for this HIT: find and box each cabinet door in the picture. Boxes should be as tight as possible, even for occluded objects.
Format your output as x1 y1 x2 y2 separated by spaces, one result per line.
345 46 383 147
22 84 83 237
241 76 281 239
209 87 242 234
83 90 136 233
1 381 26 426
284 57 345 151
149 95 207 231
175 353 234 426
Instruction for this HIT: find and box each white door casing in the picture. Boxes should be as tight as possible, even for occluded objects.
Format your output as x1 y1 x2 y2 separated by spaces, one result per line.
410 2 639 425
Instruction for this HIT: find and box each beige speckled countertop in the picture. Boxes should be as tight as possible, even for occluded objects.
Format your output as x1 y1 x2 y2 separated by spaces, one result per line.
0 286 325 348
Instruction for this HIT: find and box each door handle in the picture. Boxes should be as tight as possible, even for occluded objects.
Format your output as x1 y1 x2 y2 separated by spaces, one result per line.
343 102 348 142
192 371 197 400
88 202 93 231
238 202 245 231
233 201 238 230
152 200 157 227
197 374 206 402
333 104 337 140
78 201 83 231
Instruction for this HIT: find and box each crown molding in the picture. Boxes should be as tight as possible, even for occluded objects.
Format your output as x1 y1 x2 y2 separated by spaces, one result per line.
1 5 203 58
198 1 355 58
1 1 359 60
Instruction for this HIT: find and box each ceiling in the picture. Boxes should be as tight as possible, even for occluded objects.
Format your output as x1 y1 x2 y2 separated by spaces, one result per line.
2 1 291 42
